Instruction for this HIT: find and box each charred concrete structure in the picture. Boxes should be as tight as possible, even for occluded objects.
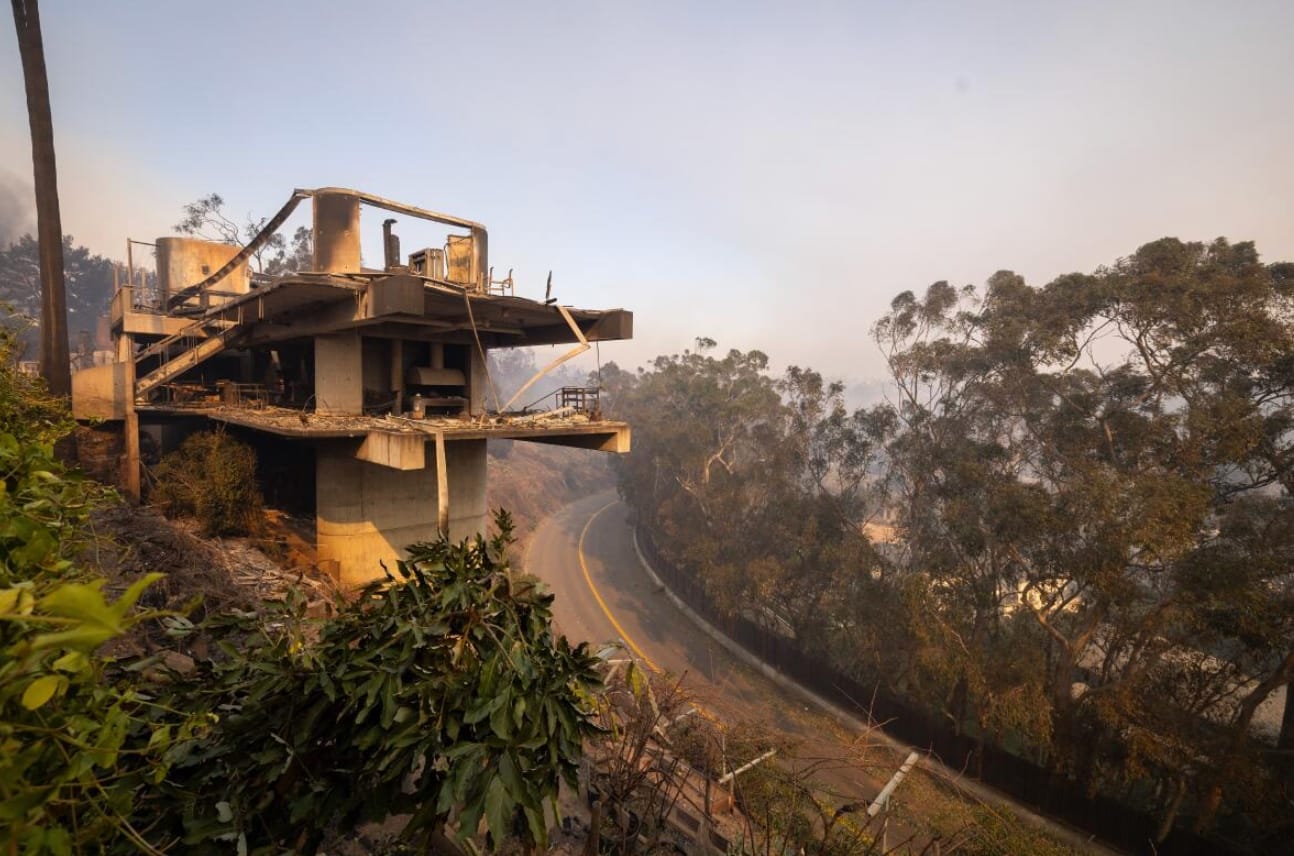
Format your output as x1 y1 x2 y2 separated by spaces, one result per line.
73 188 631 586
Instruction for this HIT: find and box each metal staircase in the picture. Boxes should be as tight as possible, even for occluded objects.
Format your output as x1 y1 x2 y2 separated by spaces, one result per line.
134 314 245 401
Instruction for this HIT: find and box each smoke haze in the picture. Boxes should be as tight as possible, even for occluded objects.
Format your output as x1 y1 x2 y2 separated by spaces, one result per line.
0 171 33 247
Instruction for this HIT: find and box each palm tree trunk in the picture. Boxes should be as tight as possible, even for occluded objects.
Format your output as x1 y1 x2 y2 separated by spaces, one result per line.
11 0 69 399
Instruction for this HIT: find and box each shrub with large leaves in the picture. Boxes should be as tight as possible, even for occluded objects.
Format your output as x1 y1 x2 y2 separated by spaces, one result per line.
1 309 188 854
0 574 187 853
0 315 102 588
159 516 602 854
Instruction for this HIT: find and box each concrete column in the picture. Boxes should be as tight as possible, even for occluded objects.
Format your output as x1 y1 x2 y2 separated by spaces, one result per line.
315 331 363 415
391 338 404 415
445 439 487 540
315 438 487 587
313 192 362 274
468 345 488 415
121 334 140 504
435 432 449 536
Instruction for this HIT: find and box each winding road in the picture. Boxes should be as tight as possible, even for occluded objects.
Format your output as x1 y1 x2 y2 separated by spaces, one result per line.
525 490 1114 854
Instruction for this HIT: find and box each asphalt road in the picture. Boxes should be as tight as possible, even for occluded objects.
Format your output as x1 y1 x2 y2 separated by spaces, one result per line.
527 492 850 734
525 490 1113 854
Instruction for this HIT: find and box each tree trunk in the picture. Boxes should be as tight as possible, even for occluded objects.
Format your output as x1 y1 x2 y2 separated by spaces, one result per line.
11 0 69 399
1192 650 1294 834
1275 650 1294 800
1048 656 1076 775
1280 663 1294 753
949 674 969 737
1154 776 1187 845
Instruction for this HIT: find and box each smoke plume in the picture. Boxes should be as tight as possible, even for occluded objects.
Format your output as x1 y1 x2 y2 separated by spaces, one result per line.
0 171 34 247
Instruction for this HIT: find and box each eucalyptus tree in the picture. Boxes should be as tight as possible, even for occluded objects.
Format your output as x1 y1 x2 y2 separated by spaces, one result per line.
874 238 1294 839
175 193 313 274
606 340 889 642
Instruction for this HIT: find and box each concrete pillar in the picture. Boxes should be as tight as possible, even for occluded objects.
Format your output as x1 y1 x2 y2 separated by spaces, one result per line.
444 439 486 539
468 345 488 415
391 338 404 415
315 439 487 587
315 331 363 415
121 334 140 504
435 432 449 536
313 192 362 274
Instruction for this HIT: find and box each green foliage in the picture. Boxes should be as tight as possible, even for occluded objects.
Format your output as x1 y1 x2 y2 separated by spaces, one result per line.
604 340 890 640
151 430 263 536
3 305 599 853
0 434 98 587
875 239 1294 839
1 305 189 855
155 518 601 854
0 308 108 591
0 573 193 853
615 238 1294 847
0 313 72 445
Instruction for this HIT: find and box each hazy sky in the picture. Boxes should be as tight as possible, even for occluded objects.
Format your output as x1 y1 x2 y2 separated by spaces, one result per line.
3 1 1292 384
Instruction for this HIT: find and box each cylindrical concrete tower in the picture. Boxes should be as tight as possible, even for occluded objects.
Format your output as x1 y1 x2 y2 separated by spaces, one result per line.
313 192 362 274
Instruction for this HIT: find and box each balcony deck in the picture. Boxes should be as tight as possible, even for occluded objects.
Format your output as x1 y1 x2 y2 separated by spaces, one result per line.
138 403 630 452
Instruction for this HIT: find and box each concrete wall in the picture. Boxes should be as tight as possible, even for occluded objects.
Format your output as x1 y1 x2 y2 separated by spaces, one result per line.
71 363 126 419
316 439 487 587
315 332 363 416
361 337 390 397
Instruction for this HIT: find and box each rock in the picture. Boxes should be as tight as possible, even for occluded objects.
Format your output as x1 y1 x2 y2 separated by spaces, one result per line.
160 650 196 674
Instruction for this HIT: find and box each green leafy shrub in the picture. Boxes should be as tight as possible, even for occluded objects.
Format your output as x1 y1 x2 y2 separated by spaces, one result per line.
0 316 103 589
0 313 70 451
3 307 601 853
1 307 191 854
151 430 263 536
155 517 602 854
0 574 195 853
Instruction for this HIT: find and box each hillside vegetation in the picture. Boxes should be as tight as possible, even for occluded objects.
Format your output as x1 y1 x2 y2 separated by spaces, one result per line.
0 315 601 854
487 440 612 554
606 238 1294 852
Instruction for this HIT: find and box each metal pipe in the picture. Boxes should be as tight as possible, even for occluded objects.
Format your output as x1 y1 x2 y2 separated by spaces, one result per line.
310 186 486 232
496 304 589 413
382 218 400 270
717 749 776 785
867 751 920 817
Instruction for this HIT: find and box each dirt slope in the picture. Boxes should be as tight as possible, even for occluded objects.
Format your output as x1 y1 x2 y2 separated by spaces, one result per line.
485 439 614 562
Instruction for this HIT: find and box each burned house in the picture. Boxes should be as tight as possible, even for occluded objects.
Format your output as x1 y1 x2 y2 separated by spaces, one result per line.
72 187 631 585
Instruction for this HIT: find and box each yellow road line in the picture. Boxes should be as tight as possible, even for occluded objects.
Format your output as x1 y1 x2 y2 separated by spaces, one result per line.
578 500 660 672
577 500 722 729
